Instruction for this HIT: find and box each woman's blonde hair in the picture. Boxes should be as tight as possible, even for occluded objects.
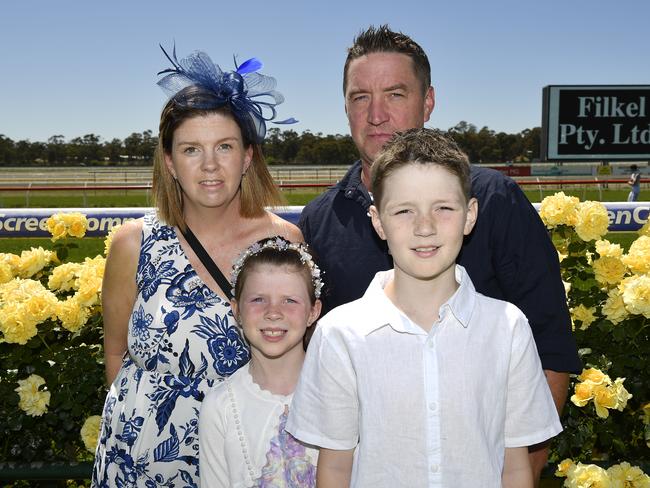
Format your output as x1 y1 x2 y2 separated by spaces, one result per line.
152 86 283 230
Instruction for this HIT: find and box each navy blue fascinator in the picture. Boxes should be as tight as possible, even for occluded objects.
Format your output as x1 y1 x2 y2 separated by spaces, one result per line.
157 44 297 144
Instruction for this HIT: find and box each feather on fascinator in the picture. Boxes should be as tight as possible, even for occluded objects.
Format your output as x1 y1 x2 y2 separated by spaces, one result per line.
157 44 297 144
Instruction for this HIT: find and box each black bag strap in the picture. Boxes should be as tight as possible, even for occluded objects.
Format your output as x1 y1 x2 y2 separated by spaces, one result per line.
180 225 233 300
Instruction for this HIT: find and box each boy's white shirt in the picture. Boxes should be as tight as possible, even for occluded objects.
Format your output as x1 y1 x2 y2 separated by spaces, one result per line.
199 363 318 487
286 265 562 488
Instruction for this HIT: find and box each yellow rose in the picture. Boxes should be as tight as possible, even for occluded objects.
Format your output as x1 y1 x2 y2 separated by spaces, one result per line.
56 297 91 332
578 368 608 385
619 275 650 318
612 378 632 411
15 374 51 417
0 253 20 284
571 381 595 407
48 262 83 291
595 239 623 258
47 216 68 241
539 192 579 228
62 212 88 238
104 223 123 256
571 304 597 330
592 256 627 286
601 288 628 325
593 384 618 418
23 291 58 323
622 236 650 275
607 462 650 487
17 247 57 278
80 415 102 453
575 201 610 242
555 458 576 478
565 462 611 488
0 302 39 345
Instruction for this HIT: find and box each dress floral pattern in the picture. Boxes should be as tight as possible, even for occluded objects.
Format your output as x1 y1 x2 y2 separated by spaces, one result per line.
92 213 249 487
253 412 316 487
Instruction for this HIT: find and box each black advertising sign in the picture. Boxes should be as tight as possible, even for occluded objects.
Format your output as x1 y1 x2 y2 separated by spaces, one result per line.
542 85 650 161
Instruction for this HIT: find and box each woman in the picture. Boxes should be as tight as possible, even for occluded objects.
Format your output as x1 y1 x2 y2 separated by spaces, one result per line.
92 46 301 487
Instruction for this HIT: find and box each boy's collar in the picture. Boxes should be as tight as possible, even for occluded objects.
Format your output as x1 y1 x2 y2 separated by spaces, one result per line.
360 266 476 336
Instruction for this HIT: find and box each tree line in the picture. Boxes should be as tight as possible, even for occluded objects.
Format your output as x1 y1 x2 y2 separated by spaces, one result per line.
0 123 542 167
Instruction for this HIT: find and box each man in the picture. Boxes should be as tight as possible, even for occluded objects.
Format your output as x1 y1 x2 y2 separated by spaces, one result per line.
627 164 641 201
298 25 581 483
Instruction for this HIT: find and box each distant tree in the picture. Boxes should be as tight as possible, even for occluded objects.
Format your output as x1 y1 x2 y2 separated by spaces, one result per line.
47 135 66 163
0 134 16 164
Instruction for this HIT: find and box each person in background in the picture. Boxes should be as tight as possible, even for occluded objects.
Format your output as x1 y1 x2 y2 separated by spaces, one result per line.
627 164 641 201
288 128 562 487
92 45 301 486
297 25 580 483
199 236 322 487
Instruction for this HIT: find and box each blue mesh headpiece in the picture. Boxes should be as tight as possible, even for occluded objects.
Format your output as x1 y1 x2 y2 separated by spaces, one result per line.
157 44 297 144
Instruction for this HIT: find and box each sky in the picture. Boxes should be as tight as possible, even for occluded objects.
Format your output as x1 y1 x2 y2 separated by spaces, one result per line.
1 0 649 143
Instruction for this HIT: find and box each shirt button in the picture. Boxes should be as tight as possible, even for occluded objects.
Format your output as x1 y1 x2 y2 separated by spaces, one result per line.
428 341 434 349
430 464 439 473
429 402 437 412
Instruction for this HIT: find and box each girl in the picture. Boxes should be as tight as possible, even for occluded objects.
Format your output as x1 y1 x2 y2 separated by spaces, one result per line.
199 236 322 487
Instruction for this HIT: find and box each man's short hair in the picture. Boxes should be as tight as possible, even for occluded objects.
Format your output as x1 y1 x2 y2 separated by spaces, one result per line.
371 128 472 209
343 25 431 95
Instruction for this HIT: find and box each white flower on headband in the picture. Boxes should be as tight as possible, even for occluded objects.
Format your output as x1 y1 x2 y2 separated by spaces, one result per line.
231 237 323 299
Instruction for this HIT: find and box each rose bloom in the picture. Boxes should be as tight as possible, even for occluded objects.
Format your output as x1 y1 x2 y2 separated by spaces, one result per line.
48 262 83 292
565 463 611 488
556 458 576 478
575 200 610 242
622 236 650 275
593 384 618 418
15 374 51 417
595 239 624 258
619 275 650 318
592 256 627 286
0 253 20 284
607 462 650 487
80 415 102 453
47 218 67 241
23 291 58 323
612 378 632 411
17 247 57 278
62 213 88 238
571 381 595 407
539 192 579 228
0 303 39 344
56 297 90 332
601 288 628 325
578 368 608 385
571 304 597 330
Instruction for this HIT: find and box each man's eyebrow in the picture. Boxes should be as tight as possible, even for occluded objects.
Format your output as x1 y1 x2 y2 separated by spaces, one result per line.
383 83 408 92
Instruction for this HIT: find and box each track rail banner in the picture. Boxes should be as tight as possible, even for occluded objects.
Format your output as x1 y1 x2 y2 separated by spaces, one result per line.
0 204 647 238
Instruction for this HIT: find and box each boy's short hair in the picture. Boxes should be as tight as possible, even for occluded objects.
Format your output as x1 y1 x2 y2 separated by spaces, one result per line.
343 25 431 95
371 128 472 209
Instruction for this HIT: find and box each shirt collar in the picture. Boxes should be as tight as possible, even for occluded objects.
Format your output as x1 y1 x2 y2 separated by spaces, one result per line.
340 161 372 208
359 265 476 336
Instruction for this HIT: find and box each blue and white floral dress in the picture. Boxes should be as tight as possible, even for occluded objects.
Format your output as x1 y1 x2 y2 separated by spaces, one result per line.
92 213 249 488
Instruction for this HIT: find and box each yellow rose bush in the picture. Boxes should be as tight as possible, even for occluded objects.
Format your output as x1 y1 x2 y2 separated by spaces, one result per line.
556 459 649 487
46 212 88 241
542 193 649 470
0 213 108 464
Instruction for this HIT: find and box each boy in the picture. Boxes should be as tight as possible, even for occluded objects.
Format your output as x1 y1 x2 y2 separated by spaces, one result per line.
286 128 562 487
